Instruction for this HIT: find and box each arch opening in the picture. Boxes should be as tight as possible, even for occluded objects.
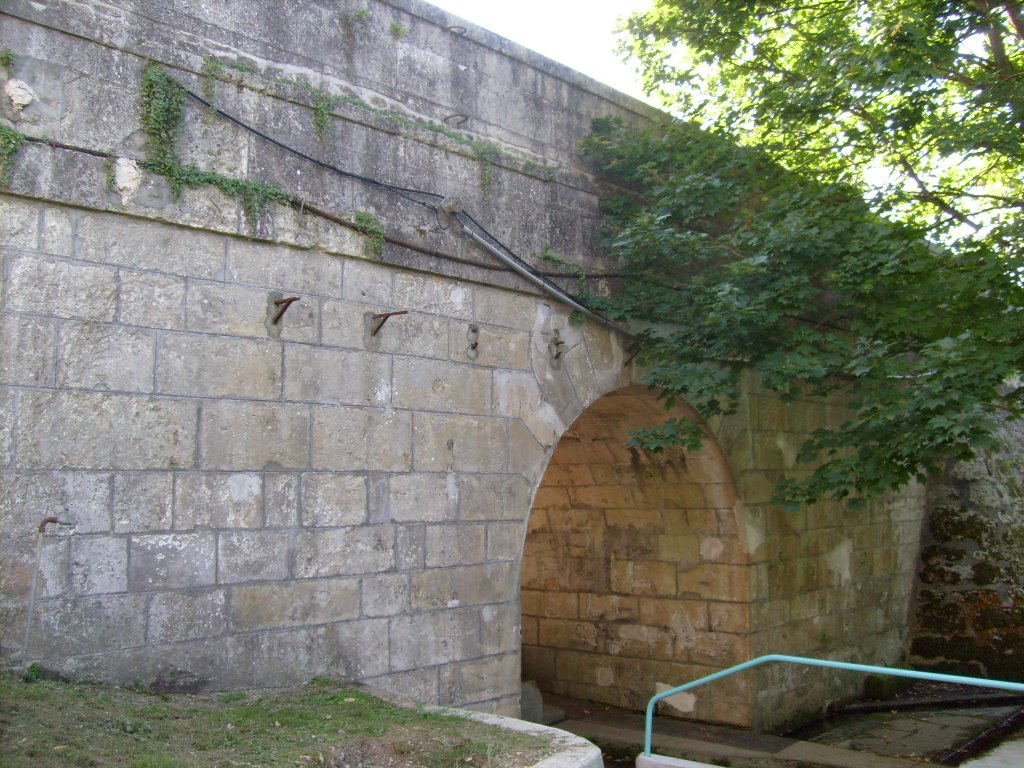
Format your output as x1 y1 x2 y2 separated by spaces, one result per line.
520 385 754 725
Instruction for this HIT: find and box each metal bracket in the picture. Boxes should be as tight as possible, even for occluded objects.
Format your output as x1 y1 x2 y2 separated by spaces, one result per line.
371 310 408 336
271 296 300 324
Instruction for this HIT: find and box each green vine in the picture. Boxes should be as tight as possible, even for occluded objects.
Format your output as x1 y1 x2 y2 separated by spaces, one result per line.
103 155 116 191
389 22 407 38
138 62 290 222
354 210 385 257
312 89 334 140
0 49 14 69
201 58 223 104
0 125 26 186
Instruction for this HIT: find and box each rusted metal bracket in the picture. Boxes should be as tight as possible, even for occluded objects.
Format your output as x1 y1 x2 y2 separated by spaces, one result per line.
272 296 300 324
371 310 408 336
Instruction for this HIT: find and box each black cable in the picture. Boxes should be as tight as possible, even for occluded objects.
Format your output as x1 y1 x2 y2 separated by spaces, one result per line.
184 89 444 211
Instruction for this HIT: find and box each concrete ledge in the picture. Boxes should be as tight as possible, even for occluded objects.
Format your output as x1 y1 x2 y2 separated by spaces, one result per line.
636 755 718 767
461 709 604 768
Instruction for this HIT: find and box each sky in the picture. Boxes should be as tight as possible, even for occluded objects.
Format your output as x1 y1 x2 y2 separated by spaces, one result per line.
425 0 653 101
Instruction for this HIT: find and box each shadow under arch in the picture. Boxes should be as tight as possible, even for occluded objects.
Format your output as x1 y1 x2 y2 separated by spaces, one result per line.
520 384 755 726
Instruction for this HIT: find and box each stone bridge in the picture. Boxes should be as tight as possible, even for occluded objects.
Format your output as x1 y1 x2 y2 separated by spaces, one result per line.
0 0 924 730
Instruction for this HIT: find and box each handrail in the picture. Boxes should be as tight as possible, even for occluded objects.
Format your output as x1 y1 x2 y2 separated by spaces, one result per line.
643 654 1024 756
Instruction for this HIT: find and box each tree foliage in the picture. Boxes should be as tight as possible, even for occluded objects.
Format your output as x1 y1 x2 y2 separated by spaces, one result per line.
582 0 1024 506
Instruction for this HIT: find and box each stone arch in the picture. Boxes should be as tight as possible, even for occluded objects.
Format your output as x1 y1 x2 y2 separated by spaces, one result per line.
519 385 754 725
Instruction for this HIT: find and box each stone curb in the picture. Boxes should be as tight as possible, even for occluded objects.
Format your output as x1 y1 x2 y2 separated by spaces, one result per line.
360 685 603 768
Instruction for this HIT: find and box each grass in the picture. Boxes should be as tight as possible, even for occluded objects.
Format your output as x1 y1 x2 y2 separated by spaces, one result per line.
0 672 556 768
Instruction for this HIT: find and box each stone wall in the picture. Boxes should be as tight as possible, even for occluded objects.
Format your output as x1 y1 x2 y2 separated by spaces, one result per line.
908 417 1024 681
0 0 926 729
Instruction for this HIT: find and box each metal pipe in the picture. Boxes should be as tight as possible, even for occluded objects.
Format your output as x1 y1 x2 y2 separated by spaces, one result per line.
643 654 1024 756
21 516 76 668
455 220 636 340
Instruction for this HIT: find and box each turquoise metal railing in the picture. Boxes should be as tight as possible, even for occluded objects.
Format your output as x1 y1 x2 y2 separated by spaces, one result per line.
643 654 1024 756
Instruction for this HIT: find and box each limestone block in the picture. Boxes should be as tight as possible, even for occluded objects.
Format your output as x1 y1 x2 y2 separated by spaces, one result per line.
425 523 486 567
284 345 391 407
493 370 563 448
293 525 395 578
343 259 393 304
315 618 392 679
449 321 530 370
388 609 482 671
656 534 701 564
174 473 263 529
112 473 173 533
486 522 523 562
329 305 449 359
301 473 367 527
0 196 39 249
119 271 186 330
30 594 147 657
677 563 750 602
58 322 155 392
265 473 300 527
388 472 454 522
186 282 316 343
70 535 127 595
610 560 679 597
0 535 68 600
439 653 519 706
17 392 196 470
538 618 600 651
413 413 506 472
522 590 580 619
40 205 72 255
458 474 531 521
393 272 473 319
363 668 439 706
581 594 639 622
394 357 492 414
201 401 309 470
606 623 674 660
0 470 111 533
7 254 117 321
75 212 225 279
410 562 517 610
217 530 290 583
231 578 360 631
361 572 410 617
0 315 56 386
129 533 216 590
228 241 343 296
158 333 280 398
148 590 227 642
395 524 425 570
473 287 546 332
480 602 521 654
311 406 411 471
0 390 12 466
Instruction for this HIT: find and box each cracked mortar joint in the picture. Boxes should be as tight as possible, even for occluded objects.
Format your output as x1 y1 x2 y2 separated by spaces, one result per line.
5 79 36 111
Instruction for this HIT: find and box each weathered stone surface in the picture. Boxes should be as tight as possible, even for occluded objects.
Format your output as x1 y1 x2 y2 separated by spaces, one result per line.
231 578 360 630
311 407 411 471
129 533 216 590
0 315 56 386
393 273 473 320
413 413 506 472
118 270 187 330
113 473 173 533
388 473 454 522
17 392 196 470
411 562 517 610
389 609 482 671
450 320 530 370
361 573 410 617
293 525 395 578
30 595 147 657
187 282 316 343
425 523 486 567
69 535 127 595
439 653 519 705
265 473 300 527
393 357 492 414
174 473 263 529
227 241 342 295
343 260 393 304
0 470 112 533
284 346 391 407
201 401 309 470
58 322 155 392
0 196 40 249
217 530 291 583
148 590 228 642
158 334 280 398
7 255 117 321
302 473 367 527
458 474 531 521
